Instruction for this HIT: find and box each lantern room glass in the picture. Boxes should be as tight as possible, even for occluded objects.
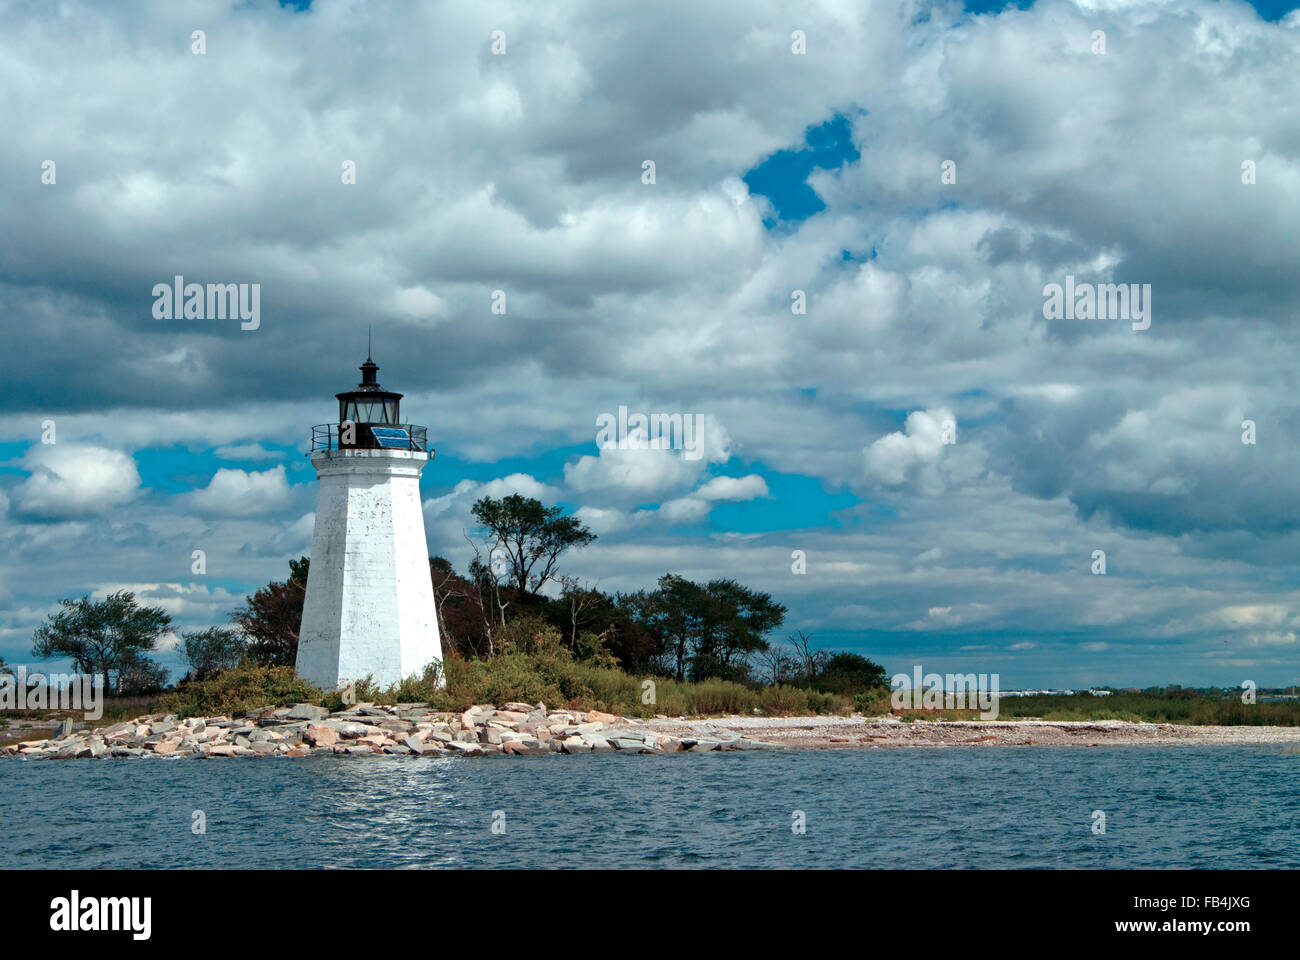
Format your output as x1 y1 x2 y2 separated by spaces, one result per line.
339 397 398 425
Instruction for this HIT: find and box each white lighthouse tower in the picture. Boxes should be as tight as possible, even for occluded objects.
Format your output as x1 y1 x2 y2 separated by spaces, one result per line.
295 353 444 692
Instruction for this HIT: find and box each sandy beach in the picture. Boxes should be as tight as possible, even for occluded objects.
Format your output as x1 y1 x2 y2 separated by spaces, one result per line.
640 714 1300 749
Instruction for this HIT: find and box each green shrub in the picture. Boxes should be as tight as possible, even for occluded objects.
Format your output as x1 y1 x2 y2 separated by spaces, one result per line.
159 663 326 718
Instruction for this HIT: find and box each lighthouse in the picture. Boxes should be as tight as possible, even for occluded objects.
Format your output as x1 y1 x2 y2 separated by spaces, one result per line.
295 353 444 692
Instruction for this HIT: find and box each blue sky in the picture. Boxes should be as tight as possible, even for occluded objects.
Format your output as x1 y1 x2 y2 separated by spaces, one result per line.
3 0 1300 690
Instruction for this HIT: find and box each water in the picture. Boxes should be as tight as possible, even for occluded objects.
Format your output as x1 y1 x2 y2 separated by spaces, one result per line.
4 745 1296 868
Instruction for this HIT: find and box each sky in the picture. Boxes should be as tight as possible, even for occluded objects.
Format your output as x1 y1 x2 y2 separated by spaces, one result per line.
3 0 1300 689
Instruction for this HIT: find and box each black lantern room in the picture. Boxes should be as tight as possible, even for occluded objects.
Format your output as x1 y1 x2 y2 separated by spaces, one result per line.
337 354 402 430
311 351 429 454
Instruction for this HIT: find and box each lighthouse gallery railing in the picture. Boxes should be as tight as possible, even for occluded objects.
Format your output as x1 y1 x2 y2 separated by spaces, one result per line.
310 423 430 453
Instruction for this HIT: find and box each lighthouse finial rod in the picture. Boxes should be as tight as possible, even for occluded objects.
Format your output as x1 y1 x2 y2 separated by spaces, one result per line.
367 326 372 362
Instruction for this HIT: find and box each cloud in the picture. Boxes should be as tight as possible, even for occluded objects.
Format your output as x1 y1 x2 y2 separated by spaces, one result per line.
863 409 958 494
214 443 279 462
3 0 1300 683
13 445 140 519
189 466 291 517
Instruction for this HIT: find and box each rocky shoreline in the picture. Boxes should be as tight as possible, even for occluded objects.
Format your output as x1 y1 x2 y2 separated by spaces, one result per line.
8 705 1300 759
2 701 787 759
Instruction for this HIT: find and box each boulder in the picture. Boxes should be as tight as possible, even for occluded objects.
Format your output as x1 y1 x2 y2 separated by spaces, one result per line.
249 742 278 756
286 703 329 721
445 741 485 756
402 735 426 753
502 702 533 713
585 710 618 724
322 720 372 739
304 724 339 747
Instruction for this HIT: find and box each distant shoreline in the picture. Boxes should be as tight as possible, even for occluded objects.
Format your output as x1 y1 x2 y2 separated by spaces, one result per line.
648 715 1300 749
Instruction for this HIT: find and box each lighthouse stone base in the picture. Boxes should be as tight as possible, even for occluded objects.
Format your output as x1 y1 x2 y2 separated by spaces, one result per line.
296 449 444 692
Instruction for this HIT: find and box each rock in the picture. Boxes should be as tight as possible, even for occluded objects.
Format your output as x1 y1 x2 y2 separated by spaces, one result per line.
402 735 426 753
684 739 719 751
560 737 590 754
494 710 528 723
305 724 339 747
250 742 278 756
346 745 378 756
459 709 478 731
153 740 181 756
502 738 548 756
609 738 653 752
502 702 533 713
605 730 646 741
111 747 145 758
322 719 372 738
585 710 618 724
445 741 485 757
187 718 207 733
150 719 178 735
286 703 329 721
723 739 784 750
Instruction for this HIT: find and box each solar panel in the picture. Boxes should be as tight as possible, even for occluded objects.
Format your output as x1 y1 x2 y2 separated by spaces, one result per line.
371 427 410 449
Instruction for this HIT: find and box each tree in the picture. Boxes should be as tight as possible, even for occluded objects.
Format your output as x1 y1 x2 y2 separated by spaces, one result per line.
429 556 487 658
620 575 787 682
31 591 171 694
787 631 826 688
231 557 309 666
469 495 596 596
181 627 246 682
117 653 170 695
692 579 786 680
813 652 888 695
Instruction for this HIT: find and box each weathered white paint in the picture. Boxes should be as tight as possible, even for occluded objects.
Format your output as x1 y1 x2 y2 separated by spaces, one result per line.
296 449 444 692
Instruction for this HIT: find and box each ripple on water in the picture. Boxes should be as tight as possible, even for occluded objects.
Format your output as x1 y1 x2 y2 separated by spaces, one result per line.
1 746 1296 868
